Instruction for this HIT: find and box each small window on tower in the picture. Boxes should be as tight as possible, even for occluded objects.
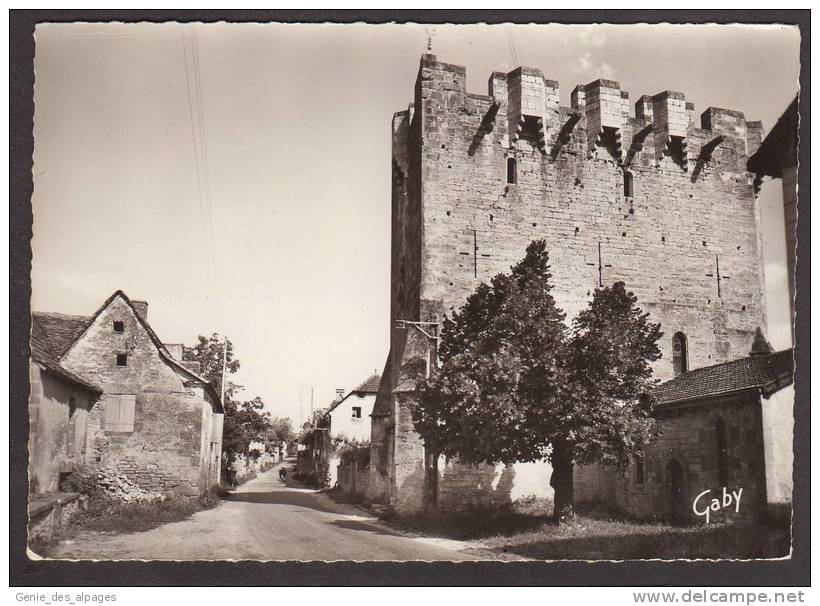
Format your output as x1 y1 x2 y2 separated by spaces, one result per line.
672 332 688 376
352 406 362 419
506 157 517 185
113 320 124 333
624 171 634 198
116 353 128 367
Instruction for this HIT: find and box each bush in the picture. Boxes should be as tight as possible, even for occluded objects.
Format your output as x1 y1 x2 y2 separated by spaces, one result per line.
59 467 102 497
337 438 370 467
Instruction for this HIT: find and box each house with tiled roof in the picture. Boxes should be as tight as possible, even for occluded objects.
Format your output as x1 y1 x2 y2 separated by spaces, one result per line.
575 329 794 523
326 372 381 444
295 372 381 489
29 291 224 501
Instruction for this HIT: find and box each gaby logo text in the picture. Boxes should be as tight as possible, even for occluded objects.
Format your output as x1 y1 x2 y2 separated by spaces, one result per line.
692 487 743 524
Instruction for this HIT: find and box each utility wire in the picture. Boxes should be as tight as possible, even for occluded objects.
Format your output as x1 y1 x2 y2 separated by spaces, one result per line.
505 27 520 68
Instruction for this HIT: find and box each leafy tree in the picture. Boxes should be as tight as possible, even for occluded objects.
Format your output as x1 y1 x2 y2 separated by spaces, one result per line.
183 334 272 485
412 240 662 520
266 417 295 453
182 333 241 398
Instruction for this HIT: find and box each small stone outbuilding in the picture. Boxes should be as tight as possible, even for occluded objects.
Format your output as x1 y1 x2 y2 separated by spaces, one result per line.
576 335 794 524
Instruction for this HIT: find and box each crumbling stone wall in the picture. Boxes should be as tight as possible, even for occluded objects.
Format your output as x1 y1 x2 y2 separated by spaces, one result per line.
94 465 164 501
61 295 218 495
374 54 769 514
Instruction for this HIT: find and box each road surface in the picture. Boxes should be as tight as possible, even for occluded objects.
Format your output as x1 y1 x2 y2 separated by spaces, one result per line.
42 464 488 561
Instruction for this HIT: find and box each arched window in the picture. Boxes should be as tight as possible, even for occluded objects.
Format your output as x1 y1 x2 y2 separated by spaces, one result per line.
506 157 517 185
715 417 729 486
623 171 634 198
672 332 688 376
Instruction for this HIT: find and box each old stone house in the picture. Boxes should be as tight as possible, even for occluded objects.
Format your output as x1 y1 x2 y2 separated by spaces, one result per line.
30 290 224 496
576 333 794 523
369 52 793 517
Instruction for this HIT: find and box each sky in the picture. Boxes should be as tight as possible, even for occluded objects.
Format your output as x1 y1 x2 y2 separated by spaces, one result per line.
31 22 800 424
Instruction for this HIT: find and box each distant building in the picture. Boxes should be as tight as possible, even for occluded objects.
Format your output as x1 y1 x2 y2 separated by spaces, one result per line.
30 290 224 496
327 373 380 443
321 373 380 487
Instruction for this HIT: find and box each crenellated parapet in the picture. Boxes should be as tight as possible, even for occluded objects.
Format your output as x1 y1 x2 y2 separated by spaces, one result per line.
652 91 689 168
409 54 764 173
503 67 559 154
578 80 630 160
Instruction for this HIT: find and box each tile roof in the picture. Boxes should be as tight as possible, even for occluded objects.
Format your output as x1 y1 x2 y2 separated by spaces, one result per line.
31 312 90 359
654 349 794 406
352 373 382 394
30 292 223 410
30 327 101 393
325 373 383 417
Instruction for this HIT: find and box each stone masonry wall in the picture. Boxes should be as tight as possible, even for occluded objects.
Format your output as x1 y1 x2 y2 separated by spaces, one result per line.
577 393 767 523
379 54 769 515
28 364 95 496
61 295 209 495
416 55 765 377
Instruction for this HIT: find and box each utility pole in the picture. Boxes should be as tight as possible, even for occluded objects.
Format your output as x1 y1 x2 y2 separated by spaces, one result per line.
310 386 314 419
220 335 228 404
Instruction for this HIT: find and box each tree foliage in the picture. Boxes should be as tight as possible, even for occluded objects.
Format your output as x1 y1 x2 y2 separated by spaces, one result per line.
267 417 295 450
182 333 241 398
183 334 273 486
412 240 662 519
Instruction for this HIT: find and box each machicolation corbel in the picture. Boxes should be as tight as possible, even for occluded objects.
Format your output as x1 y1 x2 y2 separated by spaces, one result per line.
468 98 503 157
550 111 582 160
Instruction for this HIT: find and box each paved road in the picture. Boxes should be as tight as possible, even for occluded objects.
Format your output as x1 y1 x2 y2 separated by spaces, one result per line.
44 464 487 561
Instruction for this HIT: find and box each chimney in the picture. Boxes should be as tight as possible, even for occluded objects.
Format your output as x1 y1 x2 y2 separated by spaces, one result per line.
131 300 149 321
750 327 774 357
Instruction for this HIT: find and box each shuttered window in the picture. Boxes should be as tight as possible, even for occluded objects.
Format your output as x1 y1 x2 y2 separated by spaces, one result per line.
103 394 136 433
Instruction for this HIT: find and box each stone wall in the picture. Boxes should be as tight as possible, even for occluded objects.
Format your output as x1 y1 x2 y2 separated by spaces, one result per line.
28 364 95 496
761 384 794 506
28 492 81 545
374 53 770 515
578 393 768 523
337 460 370 498
61 294 218 495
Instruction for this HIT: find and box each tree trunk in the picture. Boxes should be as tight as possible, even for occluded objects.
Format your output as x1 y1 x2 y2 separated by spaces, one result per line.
423 449 439 510
550 444 575 523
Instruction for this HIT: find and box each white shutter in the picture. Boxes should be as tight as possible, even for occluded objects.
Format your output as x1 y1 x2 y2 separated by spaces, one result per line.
120 395 136 432
103 395 136 432
103 395 120 431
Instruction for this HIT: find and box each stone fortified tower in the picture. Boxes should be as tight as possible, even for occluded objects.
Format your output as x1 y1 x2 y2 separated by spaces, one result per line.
370 53 768 513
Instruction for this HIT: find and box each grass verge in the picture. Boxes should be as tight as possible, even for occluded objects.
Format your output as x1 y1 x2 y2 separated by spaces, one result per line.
72 492 221 534
381 497 790 560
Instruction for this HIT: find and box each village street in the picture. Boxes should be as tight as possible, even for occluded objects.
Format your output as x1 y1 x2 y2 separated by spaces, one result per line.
44 463 488 561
